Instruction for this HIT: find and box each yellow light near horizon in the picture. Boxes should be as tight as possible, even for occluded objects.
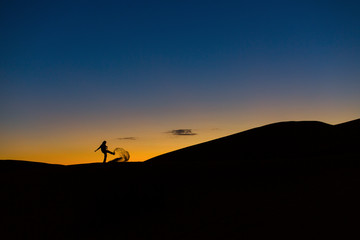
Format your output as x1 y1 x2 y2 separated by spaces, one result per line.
0 108 358 165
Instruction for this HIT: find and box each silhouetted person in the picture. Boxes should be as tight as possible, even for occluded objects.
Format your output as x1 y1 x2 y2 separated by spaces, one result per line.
95 141 115 163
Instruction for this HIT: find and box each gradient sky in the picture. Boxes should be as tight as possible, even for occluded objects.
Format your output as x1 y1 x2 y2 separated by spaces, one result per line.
1 0 359 164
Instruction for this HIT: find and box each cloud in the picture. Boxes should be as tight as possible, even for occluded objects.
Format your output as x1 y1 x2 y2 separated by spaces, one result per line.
168 129 197 136
116 137 137 140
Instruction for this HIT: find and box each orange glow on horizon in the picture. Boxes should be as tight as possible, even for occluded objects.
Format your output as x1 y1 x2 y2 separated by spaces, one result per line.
1 110 359 165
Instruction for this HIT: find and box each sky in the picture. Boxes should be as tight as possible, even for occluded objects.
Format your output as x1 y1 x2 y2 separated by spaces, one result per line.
1 0 359 164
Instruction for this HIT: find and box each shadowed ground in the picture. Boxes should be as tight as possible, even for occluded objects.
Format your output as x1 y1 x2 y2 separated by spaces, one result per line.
1 119 359 239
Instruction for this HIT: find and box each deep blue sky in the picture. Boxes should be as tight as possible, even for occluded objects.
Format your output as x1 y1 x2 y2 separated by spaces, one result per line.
1 0 359 163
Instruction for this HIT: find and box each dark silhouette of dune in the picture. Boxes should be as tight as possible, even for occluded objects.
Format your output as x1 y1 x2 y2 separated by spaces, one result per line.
146 119 360 164
0 159 64 170
1 119 360 240
335 118 360 130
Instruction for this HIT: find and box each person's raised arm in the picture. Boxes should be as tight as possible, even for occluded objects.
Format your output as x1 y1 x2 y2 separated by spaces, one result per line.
95 146 101 152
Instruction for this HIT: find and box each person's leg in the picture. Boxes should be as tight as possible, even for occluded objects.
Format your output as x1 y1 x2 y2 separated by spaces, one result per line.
103 153 107 163
107 150 115 155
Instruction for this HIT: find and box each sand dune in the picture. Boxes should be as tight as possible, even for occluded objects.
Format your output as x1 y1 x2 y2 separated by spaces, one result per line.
147 119 360 164
1 119 359 239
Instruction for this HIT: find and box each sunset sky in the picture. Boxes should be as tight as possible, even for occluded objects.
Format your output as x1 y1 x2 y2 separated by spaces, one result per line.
1 0 359 164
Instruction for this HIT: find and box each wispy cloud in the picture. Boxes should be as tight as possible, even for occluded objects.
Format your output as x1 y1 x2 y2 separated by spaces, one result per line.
116 137 137 140
168 129 197 136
